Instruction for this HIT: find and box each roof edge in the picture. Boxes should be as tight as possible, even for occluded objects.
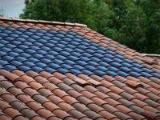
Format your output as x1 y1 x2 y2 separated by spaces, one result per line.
0 17 87 27
142 53 160 57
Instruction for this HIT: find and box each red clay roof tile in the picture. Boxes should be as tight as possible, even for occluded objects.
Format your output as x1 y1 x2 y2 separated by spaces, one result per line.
0 70 19 81
53 109 70 119
3 107 22 118
126 79 143 88
27 101 44 111
0 100 11 110
25 71 39 78
1 93 17 103
34 76 48 84
47 95 63 105
43 101 60 112
68 109 86 119
17 94 34 104
15 81 30 90
14 116 28 120
40 71 53 79
23 88 39 97
0 18 160 120
66 73 88 85
7 87 23 96
31 116 45 120
63 96 78 105
28 82 44 91
21 108 38 119
36 109 54 119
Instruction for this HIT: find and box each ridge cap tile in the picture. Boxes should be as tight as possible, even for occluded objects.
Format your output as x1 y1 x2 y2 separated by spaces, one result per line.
0 17 87 27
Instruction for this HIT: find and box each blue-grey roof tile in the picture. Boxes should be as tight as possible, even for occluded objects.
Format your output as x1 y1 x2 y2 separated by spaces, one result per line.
0 26 159 78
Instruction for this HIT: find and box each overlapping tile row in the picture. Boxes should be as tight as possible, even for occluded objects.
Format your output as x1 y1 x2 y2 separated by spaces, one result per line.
0 69 160 120
0 18 160 120
0 21 160 78
0 18 160 73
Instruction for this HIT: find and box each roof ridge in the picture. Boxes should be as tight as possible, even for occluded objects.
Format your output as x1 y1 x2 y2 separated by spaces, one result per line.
0 17 87 27
142 53 160 57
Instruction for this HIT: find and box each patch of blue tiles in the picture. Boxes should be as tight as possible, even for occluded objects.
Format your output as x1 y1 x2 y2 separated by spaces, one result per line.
0 26 160 78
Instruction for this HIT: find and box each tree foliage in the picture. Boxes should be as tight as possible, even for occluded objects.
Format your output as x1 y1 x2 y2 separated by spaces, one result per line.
20 0 160 53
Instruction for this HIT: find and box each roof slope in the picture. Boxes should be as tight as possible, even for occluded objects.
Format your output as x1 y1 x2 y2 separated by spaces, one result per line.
143 54 160 64
0 17 160 120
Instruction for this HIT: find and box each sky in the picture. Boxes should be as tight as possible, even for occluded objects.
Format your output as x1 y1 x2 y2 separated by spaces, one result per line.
0 0 25 17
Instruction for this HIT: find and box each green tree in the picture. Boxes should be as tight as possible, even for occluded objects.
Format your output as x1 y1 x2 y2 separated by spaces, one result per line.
135 0 160 53
20 0 113 33
20 0 160 54
104 0 148 52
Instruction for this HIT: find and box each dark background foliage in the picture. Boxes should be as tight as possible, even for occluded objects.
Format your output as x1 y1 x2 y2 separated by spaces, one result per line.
20 0 160 54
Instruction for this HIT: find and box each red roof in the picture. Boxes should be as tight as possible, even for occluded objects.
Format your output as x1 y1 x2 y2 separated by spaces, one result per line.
0 17 160 120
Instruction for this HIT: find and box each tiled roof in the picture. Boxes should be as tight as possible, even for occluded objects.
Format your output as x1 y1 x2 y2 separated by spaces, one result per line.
0 17 160 120
143 54 160 64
